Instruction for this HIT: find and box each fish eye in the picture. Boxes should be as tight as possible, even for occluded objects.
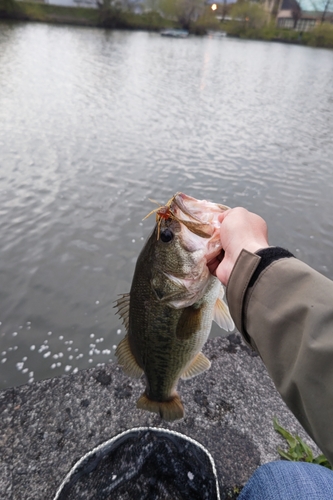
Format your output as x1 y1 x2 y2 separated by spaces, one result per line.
160 229 174 243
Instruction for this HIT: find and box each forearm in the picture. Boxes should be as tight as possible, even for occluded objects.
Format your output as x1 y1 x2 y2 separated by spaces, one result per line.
227 249 333 465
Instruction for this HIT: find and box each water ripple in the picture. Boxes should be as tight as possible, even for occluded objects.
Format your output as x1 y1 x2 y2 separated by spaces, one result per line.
0 23 333 388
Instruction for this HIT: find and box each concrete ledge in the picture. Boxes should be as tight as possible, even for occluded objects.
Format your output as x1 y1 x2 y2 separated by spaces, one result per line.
0 334 319 499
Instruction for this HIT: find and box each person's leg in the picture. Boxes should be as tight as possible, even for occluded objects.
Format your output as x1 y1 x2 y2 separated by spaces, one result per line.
238 461 333 500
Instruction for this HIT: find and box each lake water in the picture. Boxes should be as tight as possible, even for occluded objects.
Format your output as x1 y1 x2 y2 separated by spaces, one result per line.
0 22 333 389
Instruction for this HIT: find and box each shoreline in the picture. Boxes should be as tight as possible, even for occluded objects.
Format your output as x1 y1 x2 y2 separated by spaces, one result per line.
1 4 332 49
0 335 320 499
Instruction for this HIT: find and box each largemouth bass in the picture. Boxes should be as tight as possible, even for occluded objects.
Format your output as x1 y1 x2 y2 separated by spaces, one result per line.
115 193 234 421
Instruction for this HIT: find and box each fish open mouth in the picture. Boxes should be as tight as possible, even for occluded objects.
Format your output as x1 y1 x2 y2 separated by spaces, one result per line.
171 193 229 240
143 192 229 244
170 193 228 262
172 193 229 225
173 193 229 263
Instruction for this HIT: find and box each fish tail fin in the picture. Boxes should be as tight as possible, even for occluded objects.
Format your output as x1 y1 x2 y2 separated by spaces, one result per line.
136 392 184 421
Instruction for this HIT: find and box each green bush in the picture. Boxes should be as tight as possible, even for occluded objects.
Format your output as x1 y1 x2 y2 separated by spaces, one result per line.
97 6 126 28
158 0 205 30
18 2 47 21
98 9 169 29
190 11 221 35
0 1 99 23
304 22 333 48
0 0 22 17
257 22 278 40
275 28 302 42
230 2 267 30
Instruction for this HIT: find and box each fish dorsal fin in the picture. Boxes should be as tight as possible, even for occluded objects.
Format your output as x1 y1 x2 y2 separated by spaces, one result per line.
213 287 235 331
114 293 130 331
181 352 211 380
115 335 143 378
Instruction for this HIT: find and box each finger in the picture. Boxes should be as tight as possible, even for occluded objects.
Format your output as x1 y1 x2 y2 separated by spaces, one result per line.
215 258 234 287
218 209 231 224
207 251 224 275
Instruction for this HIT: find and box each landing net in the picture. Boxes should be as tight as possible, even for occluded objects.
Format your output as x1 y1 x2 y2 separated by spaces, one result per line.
53 427 220 500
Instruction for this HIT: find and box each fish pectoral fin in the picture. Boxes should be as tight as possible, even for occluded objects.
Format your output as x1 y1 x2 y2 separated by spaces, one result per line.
137 392 184 421
213 287 235 331
114 293 130 332
176 305 202 340
181 352 211 380
115 335 143 378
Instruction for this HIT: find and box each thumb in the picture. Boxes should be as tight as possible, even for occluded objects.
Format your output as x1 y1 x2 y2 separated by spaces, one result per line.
218 209 231 224
215 255 235 287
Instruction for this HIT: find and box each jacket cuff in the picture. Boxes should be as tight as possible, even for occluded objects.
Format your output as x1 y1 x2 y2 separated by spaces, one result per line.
249 247 294 287
226 249 261 338
226 247 295 346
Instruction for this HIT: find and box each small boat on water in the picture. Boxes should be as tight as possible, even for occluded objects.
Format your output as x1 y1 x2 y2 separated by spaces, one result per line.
160 29 189 38
207 30 227 38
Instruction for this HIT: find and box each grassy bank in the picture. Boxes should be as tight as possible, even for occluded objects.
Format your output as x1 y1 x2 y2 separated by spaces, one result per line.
0 0 173 30
223 21 333 49
0 0 99 25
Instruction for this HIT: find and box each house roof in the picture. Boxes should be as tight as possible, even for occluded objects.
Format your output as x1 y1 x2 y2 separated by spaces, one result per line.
280 0 301 11
302 9 333 19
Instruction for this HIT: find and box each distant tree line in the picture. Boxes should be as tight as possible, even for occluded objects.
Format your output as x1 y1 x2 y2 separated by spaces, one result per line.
1 0 332 47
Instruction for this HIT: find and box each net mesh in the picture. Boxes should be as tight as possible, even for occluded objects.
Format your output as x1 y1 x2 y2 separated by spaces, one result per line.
54 427 220 500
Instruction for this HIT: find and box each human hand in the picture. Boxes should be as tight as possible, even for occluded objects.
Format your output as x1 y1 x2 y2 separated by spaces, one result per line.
208 207 269 286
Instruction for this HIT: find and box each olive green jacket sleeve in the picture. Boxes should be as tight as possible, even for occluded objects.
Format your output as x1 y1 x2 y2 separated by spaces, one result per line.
226 249 333 466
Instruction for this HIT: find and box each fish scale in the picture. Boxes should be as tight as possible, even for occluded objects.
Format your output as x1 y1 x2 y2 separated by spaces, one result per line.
115 193 234 421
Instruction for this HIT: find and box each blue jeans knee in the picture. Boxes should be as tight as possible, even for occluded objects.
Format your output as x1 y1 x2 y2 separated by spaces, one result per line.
238 461 333 500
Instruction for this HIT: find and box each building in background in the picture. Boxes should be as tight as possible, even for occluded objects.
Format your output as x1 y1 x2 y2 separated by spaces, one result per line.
277 0 333 29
